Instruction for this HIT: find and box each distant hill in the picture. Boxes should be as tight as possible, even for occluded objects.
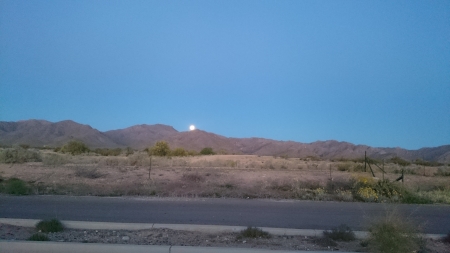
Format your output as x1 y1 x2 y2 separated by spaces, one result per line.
0 120 118 148
1 119 449 163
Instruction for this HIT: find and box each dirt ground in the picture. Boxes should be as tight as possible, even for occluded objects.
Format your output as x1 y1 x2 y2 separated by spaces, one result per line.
1 223 448 252
1 153 448 200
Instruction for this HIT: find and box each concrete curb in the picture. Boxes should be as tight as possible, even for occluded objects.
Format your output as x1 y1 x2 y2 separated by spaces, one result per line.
1 218 445 240
0 241 357 253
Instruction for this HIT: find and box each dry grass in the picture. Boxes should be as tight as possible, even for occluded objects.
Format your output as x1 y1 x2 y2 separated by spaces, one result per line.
0 151 449 202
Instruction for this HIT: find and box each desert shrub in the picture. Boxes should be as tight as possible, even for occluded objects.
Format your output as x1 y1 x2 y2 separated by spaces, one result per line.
414 190 450 204
125 147 134 156
171 147 187 156
367 212 426 253
0 147 42 163
74 167 104 179
352 163 364 172
435 168 450 177
187 150 198 156
323 224 356 241
200 147 215 155
19 144 30 149
61 141 89 155
302 156 322 161
389 156 411 166
28 233 50 241
149 141 171 156
237 226 271 239
2 178 30 195
414 159 442 167
337 162 352 171
105 158 119 167
94 148 122 156
352 177 403 202
401 191 433 204
36 219 64 233
42 153 68 166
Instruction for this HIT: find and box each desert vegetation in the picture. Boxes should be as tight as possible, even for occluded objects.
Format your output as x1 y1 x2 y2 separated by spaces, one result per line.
0 143 449 204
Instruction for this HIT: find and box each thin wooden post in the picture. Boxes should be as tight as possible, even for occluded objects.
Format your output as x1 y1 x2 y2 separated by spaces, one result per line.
149 156 152 180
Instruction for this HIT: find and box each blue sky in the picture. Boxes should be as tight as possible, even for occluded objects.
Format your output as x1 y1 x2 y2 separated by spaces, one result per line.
1 0 449 150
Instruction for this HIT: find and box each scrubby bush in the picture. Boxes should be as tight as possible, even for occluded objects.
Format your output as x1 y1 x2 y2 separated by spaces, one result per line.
367 212 426 253
414 159 442 167
1 178 31 195
0 147 42 163
42 153 68 166
200 147 215 155
94 148 122 156
435 168 450 177
171 147 187 156
28 233 50 241
389 156 411 166
60 141 89 155
36 219 64 233
323 224 356 241
149 141 171 156
352 177 403 202
125 147 134 156
74 167 104 179
237 226 271 239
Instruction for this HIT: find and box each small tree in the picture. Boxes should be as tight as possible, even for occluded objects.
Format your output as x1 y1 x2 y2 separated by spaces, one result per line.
200 147 215 155
150 141 171 156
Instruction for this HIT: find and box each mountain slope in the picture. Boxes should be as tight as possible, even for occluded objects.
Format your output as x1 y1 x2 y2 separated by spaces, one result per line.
0 119 119 148
104 124 178 149
1 119 449 163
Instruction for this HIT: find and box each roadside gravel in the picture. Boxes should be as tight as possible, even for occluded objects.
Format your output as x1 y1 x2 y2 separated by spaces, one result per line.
2 223 448 252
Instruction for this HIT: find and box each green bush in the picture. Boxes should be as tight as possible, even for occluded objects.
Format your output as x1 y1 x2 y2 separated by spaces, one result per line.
61 141 89 155
36 219 64 233
323 224 356 241
0 147 42 163
401 191 433 204
367 213 426 253
171 147 187 156
200 147 215 155
149 141 171 156
3 178 30 195
237 226 271 239
28 233 50 241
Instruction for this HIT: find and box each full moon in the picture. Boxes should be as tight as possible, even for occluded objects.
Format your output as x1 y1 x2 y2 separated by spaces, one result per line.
189 125 196 131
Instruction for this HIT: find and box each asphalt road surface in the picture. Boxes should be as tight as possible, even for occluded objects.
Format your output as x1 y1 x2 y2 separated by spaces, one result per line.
1 195 449 234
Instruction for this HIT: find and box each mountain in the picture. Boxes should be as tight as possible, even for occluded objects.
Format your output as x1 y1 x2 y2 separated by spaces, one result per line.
0 120 119 148
1 119 449 163
104 124 178 149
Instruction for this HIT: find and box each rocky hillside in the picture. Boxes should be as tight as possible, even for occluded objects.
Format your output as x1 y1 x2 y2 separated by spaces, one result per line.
1 119 449 163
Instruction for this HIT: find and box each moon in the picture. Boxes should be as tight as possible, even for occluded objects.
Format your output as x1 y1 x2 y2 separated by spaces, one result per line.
189 125 196 131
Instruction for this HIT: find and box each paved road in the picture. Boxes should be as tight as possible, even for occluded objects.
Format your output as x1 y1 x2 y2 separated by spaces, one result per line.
1 195 449 234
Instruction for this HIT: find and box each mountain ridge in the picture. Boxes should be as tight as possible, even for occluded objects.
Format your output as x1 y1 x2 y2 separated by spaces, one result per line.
1 119 449 163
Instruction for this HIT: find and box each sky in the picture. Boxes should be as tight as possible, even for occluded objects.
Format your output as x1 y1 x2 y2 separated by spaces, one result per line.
1 0 449 150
